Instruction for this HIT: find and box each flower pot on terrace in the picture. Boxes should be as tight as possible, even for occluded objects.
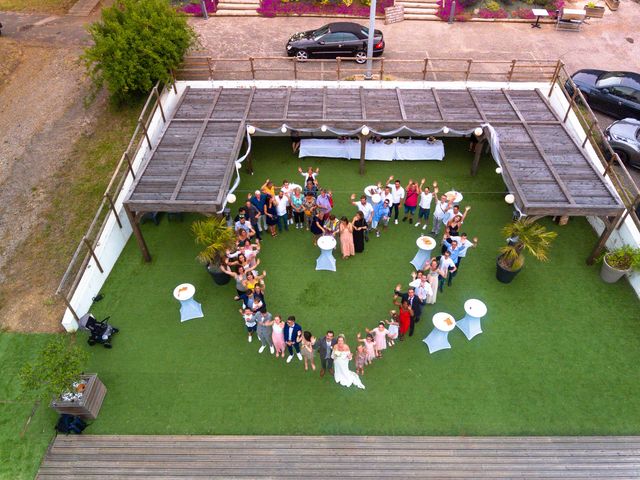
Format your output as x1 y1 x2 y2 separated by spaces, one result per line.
584 5 605 17
50 373 106 420
207 264 230 285
604 0 619 10
600 255 630 283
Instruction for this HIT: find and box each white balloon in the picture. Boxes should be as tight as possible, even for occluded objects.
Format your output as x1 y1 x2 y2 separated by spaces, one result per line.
474 127 483 137
361 126 370 136
247 125 256 135
227 193 237 204
442 126 450 134
504 194 515 204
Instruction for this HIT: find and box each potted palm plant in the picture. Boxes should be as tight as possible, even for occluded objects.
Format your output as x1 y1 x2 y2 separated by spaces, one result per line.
600 245 640 283
496 218 558 284
192 216 236 285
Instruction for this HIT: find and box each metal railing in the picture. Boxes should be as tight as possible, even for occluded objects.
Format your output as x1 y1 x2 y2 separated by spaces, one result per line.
56 82 172 321
176 54 560 83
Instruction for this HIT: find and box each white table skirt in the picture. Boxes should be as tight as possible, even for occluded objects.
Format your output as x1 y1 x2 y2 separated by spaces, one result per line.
299 139 445 161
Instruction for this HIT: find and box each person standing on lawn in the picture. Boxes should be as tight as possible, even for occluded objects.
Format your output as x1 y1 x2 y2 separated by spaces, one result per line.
437 250 457 293
415 180 437 231
385 176 405 224
250 190 269 232
350 194 373 241
254 308 274 354
352 211 367 253
242 200 262 241
432 195 453 236
447 232 478 268
274 190 290 233
316 189 333 221
338 216 355 259
392 299 414 341
290 187 305 229
299 166 319 186
393 285 424 336
371 199 391 238
301 331 317 371
264 194 279 238
302 193 317 230
271 315 286 358
283 316 303 363
315 330 336 377
240 307 257 343
402 179 419 224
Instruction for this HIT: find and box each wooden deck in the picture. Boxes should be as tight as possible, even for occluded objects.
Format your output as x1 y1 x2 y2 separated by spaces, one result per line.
124 85 623 217
37 435 640 478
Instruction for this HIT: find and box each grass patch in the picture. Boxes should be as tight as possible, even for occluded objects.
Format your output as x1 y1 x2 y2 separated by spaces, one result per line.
80 137 640 436
0 0 76 14
0 332 59 480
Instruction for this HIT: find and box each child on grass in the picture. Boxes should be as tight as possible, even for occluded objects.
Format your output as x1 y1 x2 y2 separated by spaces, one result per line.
240 307 257 343
355 345 367 375
386 310 400 347
356 332 377 364
366 322 389 358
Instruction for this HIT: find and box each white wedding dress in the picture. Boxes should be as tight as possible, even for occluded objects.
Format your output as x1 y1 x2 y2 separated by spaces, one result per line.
332 350 365 389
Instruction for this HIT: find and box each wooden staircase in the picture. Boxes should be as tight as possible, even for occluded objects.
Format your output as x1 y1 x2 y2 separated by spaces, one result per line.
215 0 260 16
395 0 440 20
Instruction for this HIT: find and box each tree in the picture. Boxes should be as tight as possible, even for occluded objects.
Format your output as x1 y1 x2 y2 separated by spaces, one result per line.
498 217 558 271
20 336 89 399
83 0 195 103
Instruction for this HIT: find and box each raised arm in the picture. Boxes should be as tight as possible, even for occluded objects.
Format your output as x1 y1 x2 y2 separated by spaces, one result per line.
461 205 471 222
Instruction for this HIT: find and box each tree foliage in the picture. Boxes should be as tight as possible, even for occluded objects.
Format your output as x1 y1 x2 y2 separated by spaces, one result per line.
192 216 236 267
19 336 89 399
498 218 558 271
83 0 195 103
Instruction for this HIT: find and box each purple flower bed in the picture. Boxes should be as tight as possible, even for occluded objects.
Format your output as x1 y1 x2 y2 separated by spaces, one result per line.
477 7 508 17
179 0 217 16
438 0 564 20
436 0 470 21
257 0 392 18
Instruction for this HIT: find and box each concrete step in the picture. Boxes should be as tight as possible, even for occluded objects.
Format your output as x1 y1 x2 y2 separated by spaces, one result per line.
402 6 438 14
215 8 259 15
396 0 440 6
403 12 440 20
67 0 100 16
218 0 259 4
217 3 259 9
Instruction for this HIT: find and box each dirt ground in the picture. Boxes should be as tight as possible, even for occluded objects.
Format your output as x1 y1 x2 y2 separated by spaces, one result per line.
0 33 104 332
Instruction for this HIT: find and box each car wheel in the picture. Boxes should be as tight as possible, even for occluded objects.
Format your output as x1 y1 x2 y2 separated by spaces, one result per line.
613 149 628 164
355 51 367 64
295 50 308 62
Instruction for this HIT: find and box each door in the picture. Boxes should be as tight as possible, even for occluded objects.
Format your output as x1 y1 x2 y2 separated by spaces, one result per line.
338 32 364 57
314 32 344 58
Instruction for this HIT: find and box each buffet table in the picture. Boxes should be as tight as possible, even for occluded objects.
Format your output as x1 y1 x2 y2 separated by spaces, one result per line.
299 138 445 161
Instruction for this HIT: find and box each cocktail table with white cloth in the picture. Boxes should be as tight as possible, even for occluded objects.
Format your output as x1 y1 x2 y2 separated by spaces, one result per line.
316 235 337 272
456 299 487 340
173 283 204 322
364 185 379 204
423 312 456 354
445 190 463 204
410 236 436 270
299 139 445 161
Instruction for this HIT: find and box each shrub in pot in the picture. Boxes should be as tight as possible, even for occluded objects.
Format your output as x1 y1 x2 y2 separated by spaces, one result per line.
496 218 558 284
600 245 640 283
192 216 236 285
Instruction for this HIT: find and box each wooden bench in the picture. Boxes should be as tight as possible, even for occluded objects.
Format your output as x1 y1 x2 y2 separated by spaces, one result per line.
556 8 586 31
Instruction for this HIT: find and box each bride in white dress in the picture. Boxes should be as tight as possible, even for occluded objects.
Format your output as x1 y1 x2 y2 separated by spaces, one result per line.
331 335 365 390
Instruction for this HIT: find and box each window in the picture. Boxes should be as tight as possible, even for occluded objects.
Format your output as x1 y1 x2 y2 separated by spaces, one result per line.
596 72 625 88
609 86 636 101
322 33 344 43
312 26 329 41
341 32 360 41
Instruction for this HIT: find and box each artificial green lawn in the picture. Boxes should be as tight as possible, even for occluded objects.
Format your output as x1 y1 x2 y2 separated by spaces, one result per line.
79 137 638 436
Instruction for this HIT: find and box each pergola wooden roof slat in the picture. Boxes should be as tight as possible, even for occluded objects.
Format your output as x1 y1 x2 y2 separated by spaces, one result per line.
124 85 623 219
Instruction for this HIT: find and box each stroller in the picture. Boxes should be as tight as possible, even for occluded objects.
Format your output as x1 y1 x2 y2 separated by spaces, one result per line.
78 313 119 348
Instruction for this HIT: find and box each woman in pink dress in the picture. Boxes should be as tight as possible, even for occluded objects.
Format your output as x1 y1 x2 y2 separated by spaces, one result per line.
338 216 355 259
356 333 377 364
271 315 286 358
367 322 389 358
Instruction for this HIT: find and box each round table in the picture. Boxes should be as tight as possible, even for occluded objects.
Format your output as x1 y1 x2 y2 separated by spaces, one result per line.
315 235 337 272
288 183 302 193
445 190 463 204
456 299 487 340
364 185 379 204
410 235 436 270
432 311 457 332
371 193 381 205
173 283 204 322
423 312 456 354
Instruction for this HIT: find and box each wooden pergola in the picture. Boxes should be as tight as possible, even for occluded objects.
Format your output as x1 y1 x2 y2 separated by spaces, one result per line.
123 85 624 262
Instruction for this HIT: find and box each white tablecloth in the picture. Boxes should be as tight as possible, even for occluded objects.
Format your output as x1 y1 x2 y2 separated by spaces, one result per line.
299 139 445 161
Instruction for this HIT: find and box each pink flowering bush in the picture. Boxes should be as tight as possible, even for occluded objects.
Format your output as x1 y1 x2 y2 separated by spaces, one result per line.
436 0 470 21
258 0 391 17
179 0 217 15
511 6 535 18
477 6 508 17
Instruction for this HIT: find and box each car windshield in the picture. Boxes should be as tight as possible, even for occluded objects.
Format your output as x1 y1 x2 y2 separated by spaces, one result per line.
596 72 625 88
312 26 330 40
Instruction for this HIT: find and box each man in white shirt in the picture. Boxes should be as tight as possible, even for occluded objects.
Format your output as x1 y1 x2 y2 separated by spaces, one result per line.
437 250 457 293
431 195 453 236
351 194 374 238
447 233 478 267
234 215 255 237
274 191 290 232
385 176 405 224
415 179 437 231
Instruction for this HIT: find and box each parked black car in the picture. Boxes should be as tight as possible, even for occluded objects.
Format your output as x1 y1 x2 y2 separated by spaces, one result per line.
605 118 640 168
567 70 640 119
286 22 384 64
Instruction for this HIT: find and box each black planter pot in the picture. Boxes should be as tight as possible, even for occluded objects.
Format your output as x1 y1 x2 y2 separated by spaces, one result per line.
207 264 231 285
496 257 522 284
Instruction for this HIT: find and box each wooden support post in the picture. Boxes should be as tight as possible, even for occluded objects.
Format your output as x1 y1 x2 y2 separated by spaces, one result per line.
379 58 384 79
464 59 472 82
587 212 623 265
59 294 80 323
82 237 104 274
548 60 563 97
154 86 166 123
207 57 214 80
293 58 298 81
470 139 484 177
124 204 152 263
104 193 123 228
124 151 136 179
422 58 429 81
170 70 178 94
564 88 577 123
336 57 341 81
249 57 255 80
507 59 516 82
140 120 152 149
359 133 368 176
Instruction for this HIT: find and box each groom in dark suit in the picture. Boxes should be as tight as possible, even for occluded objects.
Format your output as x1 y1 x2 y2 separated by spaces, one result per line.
283 316 303 364
394 285 424 337
314 330 336 378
